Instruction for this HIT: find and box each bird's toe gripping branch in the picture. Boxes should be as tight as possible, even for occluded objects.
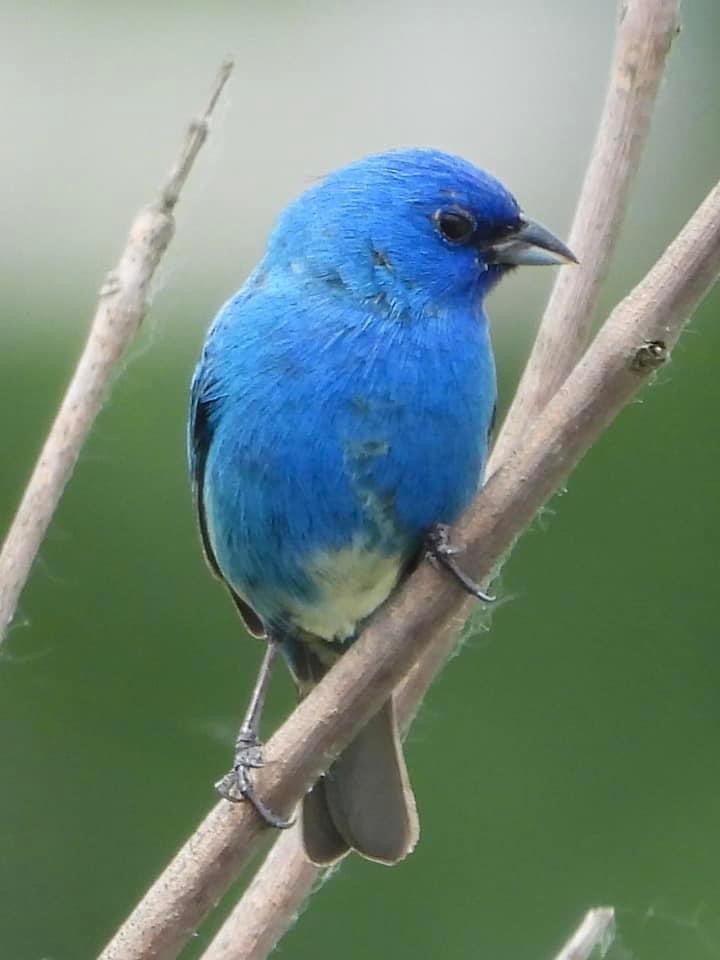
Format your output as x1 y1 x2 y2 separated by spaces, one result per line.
425 523 496 603
215 730 295 830
215 637 295 830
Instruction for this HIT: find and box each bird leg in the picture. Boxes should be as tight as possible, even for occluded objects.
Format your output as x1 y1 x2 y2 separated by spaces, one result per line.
215 636 294 829
425 523 496 603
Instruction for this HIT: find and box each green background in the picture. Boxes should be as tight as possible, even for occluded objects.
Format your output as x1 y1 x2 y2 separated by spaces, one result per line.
1 2 719 957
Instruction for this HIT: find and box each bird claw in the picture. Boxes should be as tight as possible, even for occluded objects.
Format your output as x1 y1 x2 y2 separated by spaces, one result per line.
215 733 295 830
425 523 496 603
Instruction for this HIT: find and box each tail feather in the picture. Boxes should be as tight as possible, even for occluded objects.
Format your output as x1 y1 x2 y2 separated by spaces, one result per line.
302 697 419 866
302 775 350 865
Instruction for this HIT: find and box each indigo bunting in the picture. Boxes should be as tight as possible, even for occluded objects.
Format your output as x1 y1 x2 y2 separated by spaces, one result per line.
188 148 575 865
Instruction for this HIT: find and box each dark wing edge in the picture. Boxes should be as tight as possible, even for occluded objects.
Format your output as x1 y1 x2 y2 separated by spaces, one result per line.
487 402 497 445
188 365 266 638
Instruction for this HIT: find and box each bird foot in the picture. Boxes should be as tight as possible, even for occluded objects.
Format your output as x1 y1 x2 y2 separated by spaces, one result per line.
215 731 295 829
425 523 496 603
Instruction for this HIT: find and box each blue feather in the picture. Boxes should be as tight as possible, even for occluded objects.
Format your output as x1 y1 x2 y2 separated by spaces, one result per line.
188 146 575 864
189 148 521 643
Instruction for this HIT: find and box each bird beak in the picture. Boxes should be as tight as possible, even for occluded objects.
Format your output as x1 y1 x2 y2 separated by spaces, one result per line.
489 216 578 267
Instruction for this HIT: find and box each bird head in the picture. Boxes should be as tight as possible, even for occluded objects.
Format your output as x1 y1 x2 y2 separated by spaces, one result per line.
266 148 576 314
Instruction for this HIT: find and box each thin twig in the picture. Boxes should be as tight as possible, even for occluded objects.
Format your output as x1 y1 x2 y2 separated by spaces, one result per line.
197 2 681 955
199 829 319 960
0 59 234 644
552 907 616 960
98 178 720 960
491 0 679 467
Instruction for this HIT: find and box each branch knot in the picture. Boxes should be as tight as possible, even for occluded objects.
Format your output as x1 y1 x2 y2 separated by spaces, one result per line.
631 338 668 371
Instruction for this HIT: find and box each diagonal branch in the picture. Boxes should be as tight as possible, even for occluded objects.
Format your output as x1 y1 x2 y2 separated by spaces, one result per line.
491 0 679 467
98 177 720 960
0 59 234 644
197 828 319 960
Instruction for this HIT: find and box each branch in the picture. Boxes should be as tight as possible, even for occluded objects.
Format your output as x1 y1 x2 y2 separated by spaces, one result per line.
201 858 616 960
98 179 720 960
491 0 679 466
0 59 234 644
199 828 318 960
552 908 615 960
198 2 682 955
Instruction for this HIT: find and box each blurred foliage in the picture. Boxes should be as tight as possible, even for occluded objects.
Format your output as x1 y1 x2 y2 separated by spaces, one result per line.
1 2 719 958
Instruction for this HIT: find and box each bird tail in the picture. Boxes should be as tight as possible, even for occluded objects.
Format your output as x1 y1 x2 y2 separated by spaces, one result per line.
302 696 419 866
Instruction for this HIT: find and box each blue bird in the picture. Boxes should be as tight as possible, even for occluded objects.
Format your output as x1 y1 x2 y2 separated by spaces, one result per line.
188 148 575 865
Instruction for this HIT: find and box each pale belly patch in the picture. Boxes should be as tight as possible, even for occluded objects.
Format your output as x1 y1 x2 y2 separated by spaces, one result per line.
285 542 404 641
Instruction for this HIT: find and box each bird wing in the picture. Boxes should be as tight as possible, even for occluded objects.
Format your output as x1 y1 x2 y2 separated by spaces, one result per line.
188 359 266 637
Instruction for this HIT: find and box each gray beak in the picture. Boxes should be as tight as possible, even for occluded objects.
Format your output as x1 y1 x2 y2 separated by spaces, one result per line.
489 216 578 267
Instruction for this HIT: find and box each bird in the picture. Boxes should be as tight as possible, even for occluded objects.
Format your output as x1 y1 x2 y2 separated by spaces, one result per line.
188 147 575 866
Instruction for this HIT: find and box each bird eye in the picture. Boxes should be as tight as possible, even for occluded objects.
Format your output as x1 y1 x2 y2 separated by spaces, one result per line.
433 207 476 245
